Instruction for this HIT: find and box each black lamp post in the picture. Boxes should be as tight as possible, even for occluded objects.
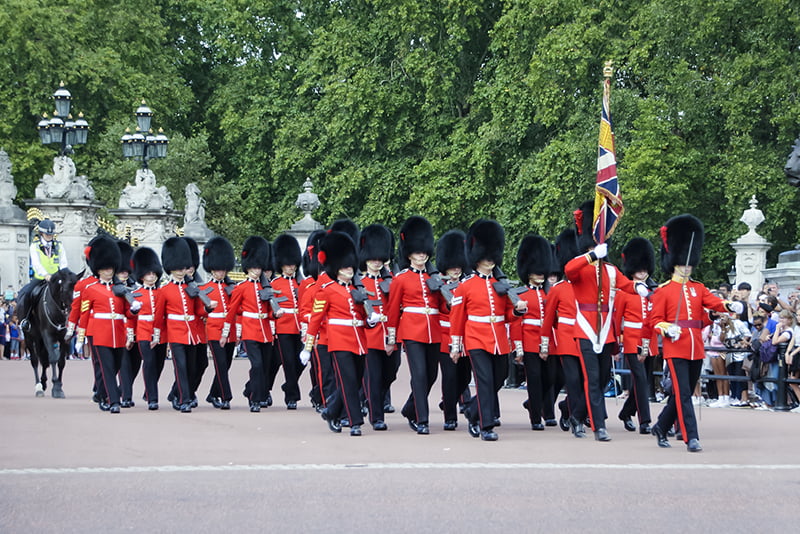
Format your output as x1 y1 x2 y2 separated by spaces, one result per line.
36 82 89 155
121 100 168 168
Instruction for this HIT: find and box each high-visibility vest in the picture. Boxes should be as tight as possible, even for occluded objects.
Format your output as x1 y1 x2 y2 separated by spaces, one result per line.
33 239 61 280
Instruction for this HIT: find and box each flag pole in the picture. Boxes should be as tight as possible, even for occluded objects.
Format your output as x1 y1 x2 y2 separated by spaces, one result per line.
598 61 614 399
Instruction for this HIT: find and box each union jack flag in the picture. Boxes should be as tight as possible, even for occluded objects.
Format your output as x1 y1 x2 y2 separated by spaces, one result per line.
593 72 624 245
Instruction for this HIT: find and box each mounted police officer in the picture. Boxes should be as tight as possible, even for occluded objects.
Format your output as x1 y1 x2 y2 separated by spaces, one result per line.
17 218 69 331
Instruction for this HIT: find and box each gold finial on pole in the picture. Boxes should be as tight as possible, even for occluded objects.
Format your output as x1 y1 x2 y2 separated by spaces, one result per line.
603 60 614 79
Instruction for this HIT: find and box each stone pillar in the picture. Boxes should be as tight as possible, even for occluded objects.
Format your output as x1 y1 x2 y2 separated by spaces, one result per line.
0 149 33 291
25 153 103 273
287 178 323 253
730 195 771 291
762 250 800 293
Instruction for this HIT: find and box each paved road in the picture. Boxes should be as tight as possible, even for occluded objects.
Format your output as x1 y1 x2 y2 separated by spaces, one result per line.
2 357 798 532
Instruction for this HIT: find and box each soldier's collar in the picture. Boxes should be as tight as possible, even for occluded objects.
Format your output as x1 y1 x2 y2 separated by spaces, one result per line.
409 267 425 274
671 273 692 284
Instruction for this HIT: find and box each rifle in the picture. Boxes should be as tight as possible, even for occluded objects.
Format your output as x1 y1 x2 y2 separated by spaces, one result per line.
491 266 529 305
258 273 288 315
352 274 383 317
185 274 214 309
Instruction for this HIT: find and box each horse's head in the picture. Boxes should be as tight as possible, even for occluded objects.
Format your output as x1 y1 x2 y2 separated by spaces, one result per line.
785 137 800 187
49 268 79 314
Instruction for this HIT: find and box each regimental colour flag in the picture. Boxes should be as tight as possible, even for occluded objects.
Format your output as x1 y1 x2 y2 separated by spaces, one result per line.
593 70 624 245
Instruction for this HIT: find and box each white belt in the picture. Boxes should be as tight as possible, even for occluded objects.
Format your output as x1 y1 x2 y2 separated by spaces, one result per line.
439 320 451 328
168 314 196 321
328 318 364 327
623 320 643 329
558 317 576 325
94 313 125 320
207 312 226 319
279 308 298 314
137 314 154 321
403 306 439 315
242 311 268 319
523 318 542 326
468 315 504 324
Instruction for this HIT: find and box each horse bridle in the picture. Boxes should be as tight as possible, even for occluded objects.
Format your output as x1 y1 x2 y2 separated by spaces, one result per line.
41 284 68 331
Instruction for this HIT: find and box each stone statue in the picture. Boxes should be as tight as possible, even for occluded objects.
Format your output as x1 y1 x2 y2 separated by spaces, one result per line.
740 195 765 237
786 137 800 187
118 168 174 210
295 178 320 216
184 183 205 225
35 155 95 201
0 148 17 208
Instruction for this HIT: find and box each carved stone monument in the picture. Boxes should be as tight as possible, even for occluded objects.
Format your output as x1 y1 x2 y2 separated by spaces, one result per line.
0 149 32 291
288 178 323 252
182 182 214 241
110 168 180 258
730 195 772 291
25 154 104 273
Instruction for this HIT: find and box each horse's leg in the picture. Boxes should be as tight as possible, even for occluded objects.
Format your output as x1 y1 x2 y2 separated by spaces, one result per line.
51 341 67 398
30 352 44 397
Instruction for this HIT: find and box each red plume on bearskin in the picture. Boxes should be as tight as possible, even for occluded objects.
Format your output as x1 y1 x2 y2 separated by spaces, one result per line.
132 246 163 283
397 216 434 270
202 236 235 272
466 219 504 268
516 233 554 282
435 230 469 274
660 226 670 253
659 214 704 274
574 200 600 252
621 237 655 279
241 236 272 272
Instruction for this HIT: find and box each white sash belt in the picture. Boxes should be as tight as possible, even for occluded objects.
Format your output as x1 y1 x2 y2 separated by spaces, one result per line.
137 314 154 321
168 314 196 321
94 313 125 320
558 317 576 325
623 320 643 329
523 318 542 326
439 320 451 328
468 315 504 324
328 318 364 327
207 312 226 319
242 311 268 319
575 264 617 353
403 306 439 315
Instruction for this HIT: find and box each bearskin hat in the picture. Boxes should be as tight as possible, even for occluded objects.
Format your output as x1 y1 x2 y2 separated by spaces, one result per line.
397 216 434 269
660 214 704 273
241 236 272 272
85 234 121 276
467 219 504 268
516 234 555 282
329 219 360 245
554 228 579 274
302 229 326 279
202 236 235 272
435 230 469 274
358 224 394 270
273 233 302 271
132 247 163 283
572 200 612 252
116 240 134 274
161 236 194 273
182 236 200 269
320 231 358 280
621 237 656 279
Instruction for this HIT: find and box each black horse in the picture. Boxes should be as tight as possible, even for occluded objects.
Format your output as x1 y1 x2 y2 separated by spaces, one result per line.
785 137 800 188
27 268 79 398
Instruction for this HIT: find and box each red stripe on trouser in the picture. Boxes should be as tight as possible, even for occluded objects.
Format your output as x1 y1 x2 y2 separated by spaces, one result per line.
330 352 352 423
313 346 326 407
171 345 184 404
577 353 595 430
211 342 224 397
467 351 485 428
668 359 688 443
362 356 373 420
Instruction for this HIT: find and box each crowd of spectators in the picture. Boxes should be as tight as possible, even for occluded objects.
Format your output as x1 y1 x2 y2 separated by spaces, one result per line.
0 287 26 361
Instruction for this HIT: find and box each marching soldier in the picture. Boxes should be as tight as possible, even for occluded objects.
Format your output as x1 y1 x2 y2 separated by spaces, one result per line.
512 234 556 431
131 246 165 410
449 219 527 441
614 237 657 434
435 229 472 431
183 237 208 408
222 236 281 412
74 234 141 414
116 240 141 408
201 236 237 410
358 224 396 430
385 216 446 435
564 201 649 442
269 233 305 410
153 237 215 413
298 229 328 410
650 215 743 452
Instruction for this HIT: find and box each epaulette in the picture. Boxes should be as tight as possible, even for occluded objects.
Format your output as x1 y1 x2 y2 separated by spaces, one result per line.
398 268 410 274
463 273 476 281
552 279 568 287
658 280 670 288
321 280 336 288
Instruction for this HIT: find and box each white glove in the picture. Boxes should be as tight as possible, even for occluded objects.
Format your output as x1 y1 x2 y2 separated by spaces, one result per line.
593 243 608 259
299 350 312 366
64 323 75 341
514 340 524 359
367 311 381 327
635 282 649 298
74 341 83 354
130 300 142 313
540 337 550 358
727 301 745 315
666 324 681 341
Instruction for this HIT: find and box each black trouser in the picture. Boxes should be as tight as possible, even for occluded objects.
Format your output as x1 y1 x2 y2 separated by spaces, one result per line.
619 352 652 425
16 279 44 323
578 339 612 431
88 337 107 400
311 343 336 408
465 349 508 431
542 355 563 420
726 359 745 400
139 340 166 403
118 342 141 403
523 351 548 425
243 339 272 404
439 351 472 423
560 354 586 419
384 346 401 409
208 340 234 401
169 343 196 406
328 351 365 427
401 340 440 425
270 333 303 404
657 358 703 443
92 344 123 406
190 343 208 398
364 348 397 424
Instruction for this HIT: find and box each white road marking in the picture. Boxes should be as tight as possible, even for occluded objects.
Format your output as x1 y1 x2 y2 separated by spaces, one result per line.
2 462 800 476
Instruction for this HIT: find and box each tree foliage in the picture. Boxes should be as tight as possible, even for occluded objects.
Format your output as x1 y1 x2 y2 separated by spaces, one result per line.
1 0 799 282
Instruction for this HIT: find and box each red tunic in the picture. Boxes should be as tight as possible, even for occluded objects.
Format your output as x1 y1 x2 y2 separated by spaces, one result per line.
201 279 235 343
300 272 331 346
153 280 208 345
510 285 546 352
613 290 656 354
68 275 98 334
449 273 520 354
361 273 390 351
385 268 445 344
564 255 637 347
650 277 726 360
77 281 134 348
133 285 158 341
306 280 368 354
540 280 579 357
272 275 301 335
224 278 275 343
